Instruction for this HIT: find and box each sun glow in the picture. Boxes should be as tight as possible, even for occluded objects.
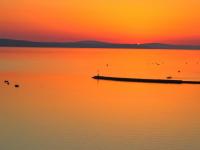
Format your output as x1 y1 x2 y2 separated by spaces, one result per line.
0 0 200 44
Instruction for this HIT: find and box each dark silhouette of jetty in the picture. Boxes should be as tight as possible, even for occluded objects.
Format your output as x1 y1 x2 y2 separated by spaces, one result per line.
1 39 200 50
92 76 200 84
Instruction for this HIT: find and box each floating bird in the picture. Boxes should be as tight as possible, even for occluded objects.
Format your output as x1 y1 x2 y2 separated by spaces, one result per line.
155 63 160 66
166 76 173 79
4 80 10 85
178 70 181 73
14 84 19 88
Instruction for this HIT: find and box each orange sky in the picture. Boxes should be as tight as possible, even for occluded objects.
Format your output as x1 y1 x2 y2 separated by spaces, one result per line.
0 0 200 44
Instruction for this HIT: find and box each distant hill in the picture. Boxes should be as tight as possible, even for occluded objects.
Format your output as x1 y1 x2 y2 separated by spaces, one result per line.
0 39 200 49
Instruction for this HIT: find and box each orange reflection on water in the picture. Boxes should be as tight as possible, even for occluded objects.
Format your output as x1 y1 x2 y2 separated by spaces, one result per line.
0 48 200 150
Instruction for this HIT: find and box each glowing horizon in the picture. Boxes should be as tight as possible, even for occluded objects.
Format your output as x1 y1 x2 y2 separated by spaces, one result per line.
1 0 200 45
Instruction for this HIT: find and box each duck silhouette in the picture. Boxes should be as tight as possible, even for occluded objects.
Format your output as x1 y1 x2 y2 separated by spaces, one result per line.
4 80 10 85
14 84 19 88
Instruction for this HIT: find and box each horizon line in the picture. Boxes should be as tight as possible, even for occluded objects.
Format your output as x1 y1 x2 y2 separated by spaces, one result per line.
1 38 200 46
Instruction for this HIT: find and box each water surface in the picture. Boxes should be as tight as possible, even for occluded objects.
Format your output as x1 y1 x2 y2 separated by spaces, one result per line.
1 47 200 150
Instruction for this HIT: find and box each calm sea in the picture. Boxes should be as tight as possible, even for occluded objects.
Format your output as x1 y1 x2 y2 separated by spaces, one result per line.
1 47 200 150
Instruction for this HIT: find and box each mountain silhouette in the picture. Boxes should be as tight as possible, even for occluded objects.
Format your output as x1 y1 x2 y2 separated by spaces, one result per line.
0 39 200 49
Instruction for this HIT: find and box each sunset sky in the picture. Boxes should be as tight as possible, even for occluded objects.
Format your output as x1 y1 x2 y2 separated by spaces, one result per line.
1 0 200 44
